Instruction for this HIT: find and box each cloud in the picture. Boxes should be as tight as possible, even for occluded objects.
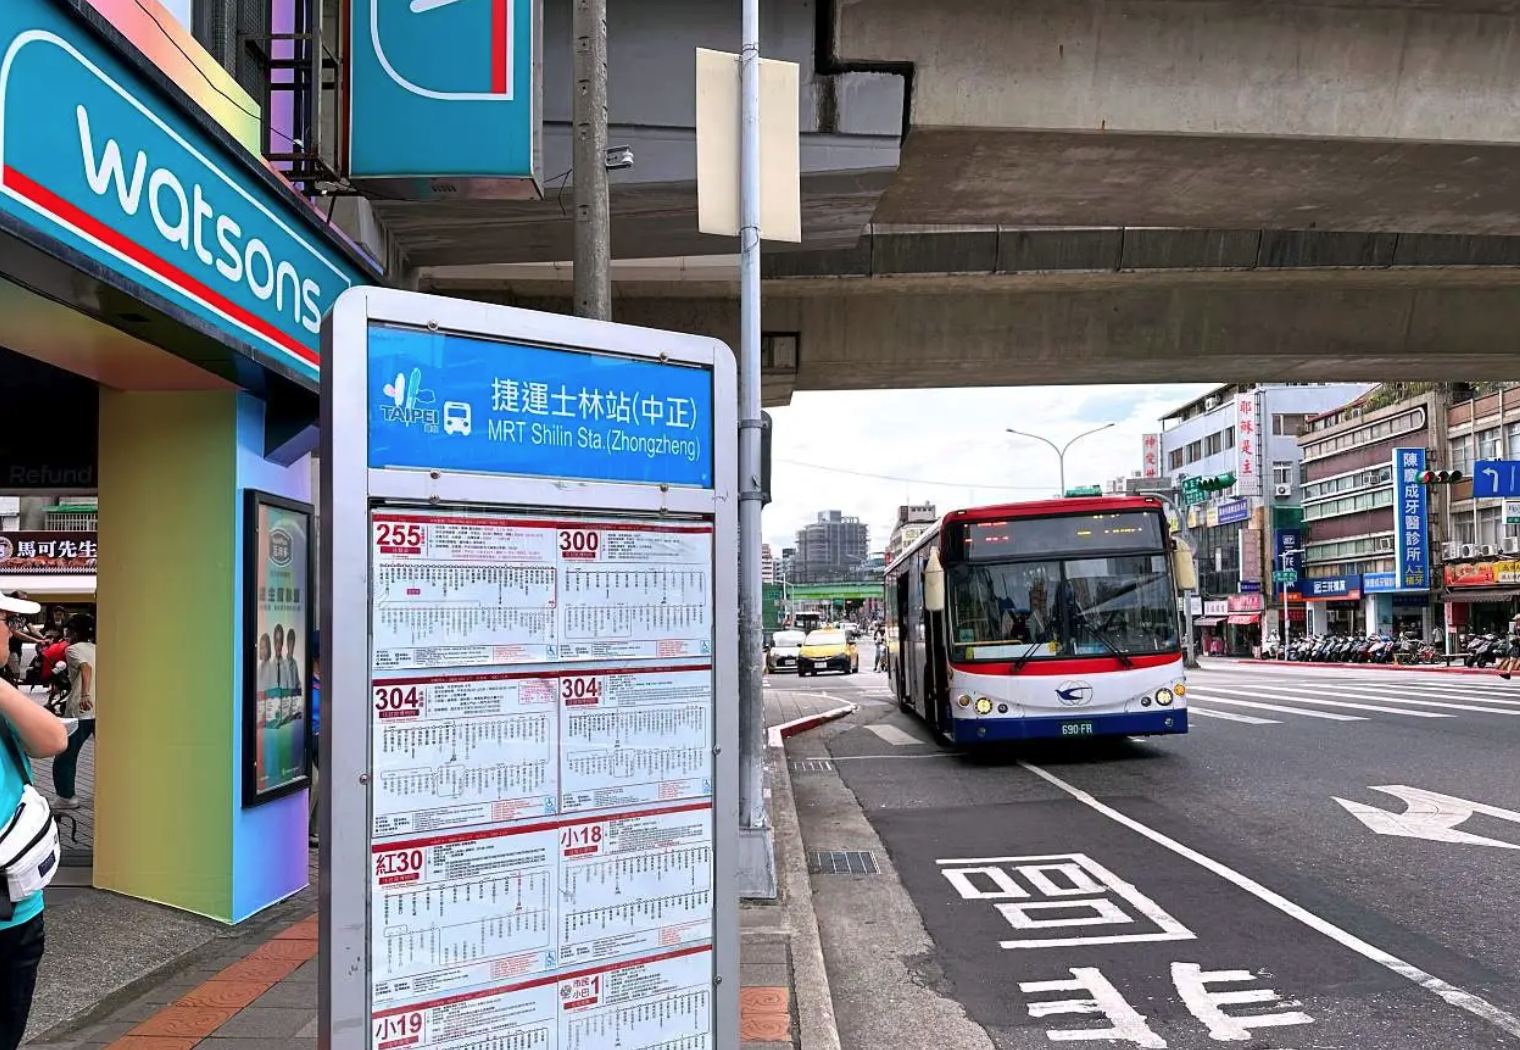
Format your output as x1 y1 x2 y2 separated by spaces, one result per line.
762 383 1219 555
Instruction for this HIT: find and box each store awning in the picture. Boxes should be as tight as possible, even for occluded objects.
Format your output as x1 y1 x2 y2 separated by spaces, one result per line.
0 574 96 598
1227 613 1261 625
1194 616 1224 627
1440 589 1520 604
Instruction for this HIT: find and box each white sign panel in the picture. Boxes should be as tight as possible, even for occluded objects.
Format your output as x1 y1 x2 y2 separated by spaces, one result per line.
367 509 716 1047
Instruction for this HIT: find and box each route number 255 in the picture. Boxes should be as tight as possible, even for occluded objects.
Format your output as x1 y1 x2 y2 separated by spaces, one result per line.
376 522 424 548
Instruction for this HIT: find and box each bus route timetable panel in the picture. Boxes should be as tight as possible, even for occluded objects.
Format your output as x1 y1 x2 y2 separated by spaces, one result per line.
372 512 713 670
367 507 717 1050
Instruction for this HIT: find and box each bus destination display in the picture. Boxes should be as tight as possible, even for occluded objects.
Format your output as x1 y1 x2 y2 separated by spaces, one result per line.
368 509 716 1050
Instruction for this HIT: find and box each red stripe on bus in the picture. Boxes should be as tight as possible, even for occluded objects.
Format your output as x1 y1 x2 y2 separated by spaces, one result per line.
950 652 1182 676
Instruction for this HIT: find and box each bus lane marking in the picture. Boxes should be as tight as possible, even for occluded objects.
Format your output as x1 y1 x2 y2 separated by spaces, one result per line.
935 852 1194 949
1020 759 1520 1041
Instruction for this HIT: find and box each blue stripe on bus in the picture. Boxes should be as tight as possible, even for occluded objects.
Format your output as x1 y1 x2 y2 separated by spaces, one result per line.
949 709 1188 744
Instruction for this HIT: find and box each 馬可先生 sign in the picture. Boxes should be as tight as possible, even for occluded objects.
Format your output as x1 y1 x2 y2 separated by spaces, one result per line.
0 531 96 574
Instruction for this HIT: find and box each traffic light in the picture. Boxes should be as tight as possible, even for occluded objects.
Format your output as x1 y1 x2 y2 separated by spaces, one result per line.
1418 468 1464 485
1196 473 1236 492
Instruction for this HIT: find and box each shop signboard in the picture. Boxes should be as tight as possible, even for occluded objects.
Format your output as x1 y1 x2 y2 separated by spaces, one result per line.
1204 599 1228 617
1392 447 1430 591
0 531 97 574
1141 433 1161 478
321 289 737 1050
1363 572 1399 593
1235 393 1260 498
0 0 372 385
1227 593 1264 613
348 0 541 186
1274 527 1302 574
1444 561 1520 588
1216 496 1250 525
1304 574 1362 601
1239 580 1262 593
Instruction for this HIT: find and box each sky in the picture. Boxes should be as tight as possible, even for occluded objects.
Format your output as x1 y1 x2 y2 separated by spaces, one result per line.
763 383 1220 556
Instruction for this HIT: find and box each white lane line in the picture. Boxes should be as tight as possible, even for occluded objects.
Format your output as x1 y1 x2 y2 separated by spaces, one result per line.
1189 707 1280 725
1212 687 1452 719
831 752 956 762
1019 761 1520 1041
1184 692 1366 722
866 723 926 746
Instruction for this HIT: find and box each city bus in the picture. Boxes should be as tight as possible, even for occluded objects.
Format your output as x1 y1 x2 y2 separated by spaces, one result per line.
883 495 1192 744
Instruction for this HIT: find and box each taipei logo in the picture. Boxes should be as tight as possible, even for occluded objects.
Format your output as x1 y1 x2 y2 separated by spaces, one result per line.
378 367 439 430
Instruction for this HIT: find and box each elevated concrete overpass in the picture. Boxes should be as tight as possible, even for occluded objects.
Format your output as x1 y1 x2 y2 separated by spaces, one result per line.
375 0 1520 399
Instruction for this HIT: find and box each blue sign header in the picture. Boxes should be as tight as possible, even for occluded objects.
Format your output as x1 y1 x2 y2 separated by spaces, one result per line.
0 2 369 383
1473 460 1520 499
367 325 715 488
1363 572 1398 593
1305 574 1361 600
1215 496 1250 525
349 0 538 180
1392 447 1430 591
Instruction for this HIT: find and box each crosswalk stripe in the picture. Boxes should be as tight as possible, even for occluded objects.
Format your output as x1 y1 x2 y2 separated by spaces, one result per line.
1189 706 1280 725
1198 674 1520 706
1184 692 1366 721
866 723 924 746
1276 686 1520 715
1218 687 1453 718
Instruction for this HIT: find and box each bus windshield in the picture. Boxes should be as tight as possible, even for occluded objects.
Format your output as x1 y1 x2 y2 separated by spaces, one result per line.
947 552 1179 662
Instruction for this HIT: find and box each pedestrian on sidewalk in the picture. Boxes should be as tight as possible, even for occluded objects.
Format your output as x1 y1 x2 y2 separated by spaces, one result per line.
0 595 69 1050
1498 617 1520 681
52 614 95 809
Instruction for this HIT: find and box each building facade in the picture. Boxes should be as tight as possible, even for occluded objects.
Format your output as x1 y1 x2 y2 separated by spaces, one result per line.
761 543 776 584
793 510 870 583
885 502 937 564
1439 385 1520 636
1158 383 1375 652
1295 386 1447 638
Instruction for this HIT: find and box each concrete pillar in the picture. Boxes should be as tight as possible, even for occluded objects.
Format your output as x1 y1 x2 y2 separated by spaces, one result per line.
95 390 310 922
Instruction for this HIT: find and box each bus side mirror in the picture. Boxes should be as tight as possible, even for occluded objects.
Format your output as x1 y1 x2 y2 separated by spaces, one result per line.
1173 545 1198 591
924 548 946 613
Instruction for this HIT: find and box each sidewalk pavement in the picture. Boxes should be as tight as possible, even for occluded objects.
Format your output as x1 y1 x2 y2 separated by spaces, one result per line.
21 685 849 1050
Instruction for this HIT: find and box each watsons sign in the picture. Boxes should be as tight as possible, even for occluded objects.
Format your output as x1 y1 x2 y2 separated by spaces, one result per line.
0 8 369 382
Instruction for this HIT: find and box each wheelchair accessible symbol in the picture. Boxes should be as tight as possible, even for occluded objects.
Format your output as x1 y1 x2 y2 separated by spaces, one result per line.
370 0 515 100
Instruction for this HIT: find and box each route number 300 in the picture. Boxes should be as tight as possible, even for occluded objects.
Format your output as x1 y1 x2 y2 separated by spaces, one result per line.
558 529 600 554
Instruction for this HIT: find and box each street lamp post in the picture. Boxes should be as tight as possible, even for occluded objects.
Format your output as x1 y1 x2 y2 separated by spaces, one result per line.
1006 423 1117 494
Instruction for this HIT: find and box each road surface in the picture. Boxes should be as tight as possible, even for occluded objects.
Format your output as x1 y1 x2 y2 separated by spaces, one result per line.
779 652 1520 1049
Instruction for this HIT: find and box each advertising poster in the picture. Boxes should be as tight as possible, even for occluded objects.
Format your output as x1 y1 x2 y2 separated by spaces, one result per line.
243 491 313 806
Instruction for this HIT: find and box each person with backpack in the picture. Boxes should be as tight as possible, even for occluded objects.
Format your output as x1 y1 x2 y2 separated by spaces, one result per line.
0 594 69 1050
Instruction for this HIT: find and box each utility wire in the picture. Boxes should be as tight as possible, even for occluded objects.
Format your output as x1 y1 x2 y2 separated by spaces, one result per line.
774 458 1057 491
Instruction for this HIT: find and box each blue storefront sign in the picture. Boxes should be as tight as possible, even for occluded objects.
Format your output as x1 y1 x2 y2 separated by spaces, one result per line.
367 325 715 487
1392 446 1430 591
1305 574 1361 600
349 0 539 181
1275 527 1302 573
0 2 369 383
1215 496 1250 525
1363 572 1398 593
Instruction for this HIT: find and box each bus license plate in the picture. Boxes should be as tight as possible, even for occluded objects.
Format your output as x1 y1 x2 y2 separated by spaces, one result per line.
1061 721 1094 736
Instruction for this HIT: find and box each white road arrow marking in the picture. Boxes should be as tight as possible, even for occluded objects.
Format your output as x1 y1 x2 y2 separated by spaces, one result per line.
409 0 467 12
1333 785 1520 849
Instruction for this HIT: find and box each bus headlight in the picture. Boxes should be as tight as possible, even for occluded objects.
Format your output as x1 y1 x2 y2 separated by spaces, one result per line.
957 694 972 708
974 696 994 715
1173 682 1186 696
1154 688 1174 706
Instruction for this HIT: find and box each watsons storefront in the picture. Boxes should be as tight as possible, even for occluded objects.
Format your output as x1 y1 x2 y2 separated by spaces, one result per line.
0 0 376 921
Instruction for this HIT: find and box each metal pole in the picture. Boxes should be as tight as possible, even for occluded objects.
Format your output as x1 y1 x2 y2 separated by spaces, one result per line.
1007 423 1113 495
572 0 611 320
735 0 773 899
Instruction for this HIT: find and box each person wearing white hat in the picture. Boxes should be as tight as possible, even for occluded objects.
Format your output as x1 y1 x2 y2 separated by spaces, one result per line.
0 591 68 1050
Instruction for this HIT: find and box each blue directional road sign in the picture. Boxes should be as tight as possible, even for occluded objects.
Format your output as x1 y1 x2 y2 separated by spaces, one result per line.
1472 461 1520 498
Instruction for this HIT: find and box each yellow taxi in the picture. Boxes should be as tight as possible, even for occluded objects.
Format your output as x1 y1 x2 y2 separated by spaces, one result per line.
798 628 858 677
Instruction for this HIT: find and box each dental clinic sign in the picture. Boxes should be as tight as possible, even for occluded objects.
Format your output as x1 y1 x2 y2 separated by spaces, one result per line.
0 2 368 382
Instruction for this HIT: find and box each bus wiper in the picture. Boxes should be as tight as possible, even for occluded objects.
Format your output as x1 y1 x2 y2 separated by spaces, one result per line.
1081 620 1135 668
1012 642 1039 672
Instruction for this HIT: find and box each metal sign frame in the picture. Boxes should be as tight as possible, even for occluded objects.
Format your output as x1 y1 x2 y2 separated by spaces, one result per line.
318 287 738 1050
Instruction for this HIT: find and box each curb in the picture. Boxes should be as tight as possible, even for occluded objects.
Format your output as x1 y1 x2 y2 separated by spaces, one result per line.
1236 658 1499 676
766 703 858 748
767 736 844 1050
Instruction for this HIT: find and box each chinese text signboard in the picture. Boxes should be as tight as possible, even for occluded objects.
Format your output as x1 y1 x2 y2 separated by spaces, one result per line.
1392 447 1429 591
1445 561 1520 588
0 532 97 574
1304 574 1362 601
1235 394 1259 497
1226 593 1264 613
367 325 714 488
1140 433 1161 478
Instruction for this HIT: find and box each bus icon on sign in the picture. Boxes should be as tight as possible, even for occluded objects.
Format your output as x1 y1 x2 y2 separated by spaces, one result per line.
369 0 515 100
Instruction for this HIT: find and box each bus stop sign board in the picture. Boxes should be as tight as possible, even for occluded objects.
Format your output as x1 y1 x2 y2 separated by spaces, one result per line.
319 288 738 1050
